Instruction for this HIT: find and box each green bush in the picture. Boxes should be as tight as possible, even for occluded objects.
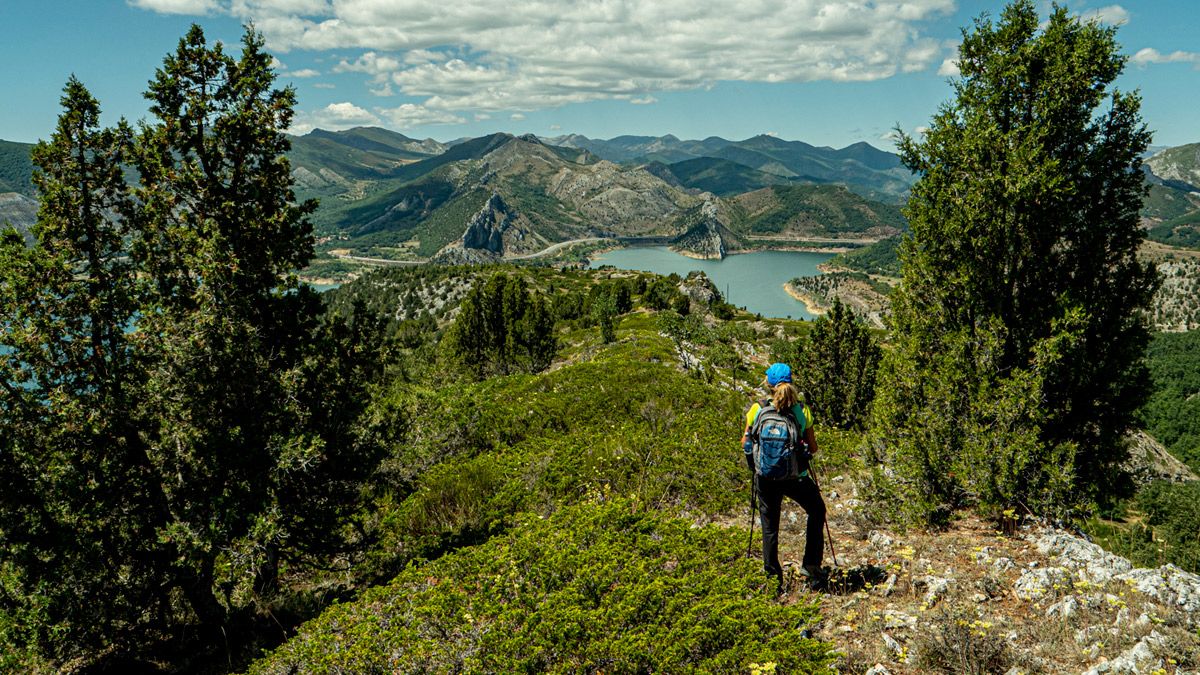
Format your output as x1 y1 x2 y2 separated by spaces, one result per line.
251 501 834 674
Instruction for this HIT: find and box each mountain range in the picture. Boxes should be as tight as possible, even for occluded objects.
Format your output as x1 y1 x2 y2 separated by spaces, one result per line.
3 128 1198 259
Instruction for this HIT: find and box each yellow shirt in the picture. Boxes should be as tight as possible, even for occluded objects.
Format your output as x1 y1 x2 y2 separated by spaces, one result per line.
744 402 812 435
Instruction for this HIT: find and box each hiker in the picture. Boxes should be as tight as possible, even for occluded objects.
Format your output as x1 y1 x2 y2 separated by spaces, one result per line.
742 362 826 584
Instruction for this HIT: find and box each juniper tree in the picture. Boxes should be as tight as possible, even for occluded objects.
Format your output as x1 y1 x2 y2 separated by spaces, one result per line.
0 27 387 667
796 299 880 430
874 1 1157 523
446 273 556 378
0 78 146 661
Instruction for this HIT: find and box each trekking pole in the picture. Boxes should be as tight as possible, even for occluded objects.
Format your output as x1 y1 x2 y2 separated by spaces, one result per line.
746 479 757 558
808 465 839 568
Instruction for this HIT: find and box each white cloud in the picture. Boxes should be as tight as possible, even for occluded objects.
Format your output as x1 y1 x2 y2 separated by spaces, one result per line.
127 0 219 14
312 82 336 89
289 101 380 133
510 113 526 121
1080 4 1129 25
288 68 321 78
134 0 957 117
937 43 960 77
1131 47 1200 68
915 126 930 135
379 103 466 128
270 56 287 69
474 113 492 121
629 96 657 105
549 124 561 130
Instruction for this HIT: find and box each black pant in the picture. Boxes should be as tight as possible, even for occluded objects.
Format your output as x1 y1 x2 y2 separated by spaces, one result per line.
756 474 825 577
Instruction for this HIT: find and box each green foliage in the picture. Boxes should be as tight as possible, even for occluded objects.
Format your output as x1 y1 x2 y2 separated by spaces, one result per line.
0 28 388 667
731 184 907 236
1138 330 1200 472
445 272 557 377
1086 481 1200 574
779 299 880 430
0 140 35 196
875 1 1157 523
252 501 833 674
828 236 902 276
1146 212 1200 249
592 289 619 343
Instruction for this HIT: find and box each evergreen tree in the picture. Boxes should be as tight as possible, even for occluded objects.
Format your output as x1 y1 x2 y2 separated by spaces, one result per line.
0 78 146 660
874 1 1157 522
796 300 880 430
446 273 556 378
0 27 387 666
593 291 618 344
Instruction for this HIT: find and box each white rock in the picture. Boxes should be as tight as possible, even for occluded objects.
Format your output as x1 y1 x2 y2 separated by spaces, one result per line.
1116 564 1200 620
882 632 904 657
1014 566 1071 601
973 592 989 603
868 530 894 548
1081 631 1166 674
1046 595 1079 619
880 609 917 630
921 575 953 608
879 574 897 597
992 557 1015 574
864 665 892 675
1113 606 1129 627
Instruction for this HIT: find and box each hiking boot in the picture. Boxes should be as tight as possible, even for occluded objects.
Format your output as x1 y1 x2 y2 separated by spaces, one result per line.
799 564 828 588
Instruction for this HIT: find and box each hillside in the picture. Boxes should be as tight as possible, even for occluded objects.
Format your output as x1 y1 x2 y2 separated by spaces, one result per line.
0 192 37 240
1146 143 1200 190
244 265 1200 674
0 139 35 197
727 184 907 241
648 156 795 196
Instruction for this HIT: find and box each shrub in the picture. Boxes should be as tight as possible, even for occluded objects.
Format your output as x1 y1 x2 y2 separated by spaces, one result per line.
251 501 834 674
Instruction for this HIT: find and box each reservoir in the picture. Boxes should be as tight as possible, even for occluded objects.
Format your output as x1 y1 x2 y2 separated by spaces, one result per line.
589 247 833 319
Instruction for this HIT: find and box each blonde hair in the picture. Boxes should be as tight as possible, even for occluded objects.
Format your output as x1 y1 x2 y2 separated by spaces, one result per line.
770 382 798 412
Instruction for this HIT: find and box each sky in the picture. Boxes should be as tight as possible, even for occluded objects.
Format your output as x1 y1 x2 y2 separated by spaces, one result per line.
1 1 1197 150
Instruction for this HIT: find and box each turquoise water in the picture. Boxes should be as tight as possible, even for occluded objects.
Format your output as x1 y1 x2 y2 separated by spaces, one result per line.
589 247 832 319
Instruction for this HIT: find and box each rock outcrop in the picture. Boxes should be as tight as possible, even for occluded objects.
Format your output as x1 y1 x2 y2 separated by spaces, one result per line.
461 193 512 254
670 199 740 259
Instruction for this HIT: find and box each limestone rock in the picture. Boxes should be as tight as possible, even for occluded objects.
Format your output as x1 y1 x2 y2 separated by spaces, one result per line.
1081 631 1166 674
1014 566 1071 601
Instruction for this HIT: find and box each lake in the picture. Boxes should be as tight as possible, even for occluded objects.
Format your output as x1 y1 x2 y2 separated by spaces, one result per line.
588 247 833 319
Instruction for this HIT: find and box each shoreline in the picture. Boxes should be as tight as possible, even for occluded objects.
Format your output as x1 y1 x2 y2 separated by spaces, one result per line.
783 282 828 316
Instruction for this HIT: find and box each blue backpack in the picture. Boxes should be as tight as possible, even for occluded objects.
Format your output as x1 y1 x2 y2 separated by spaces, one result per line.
750 401 806 479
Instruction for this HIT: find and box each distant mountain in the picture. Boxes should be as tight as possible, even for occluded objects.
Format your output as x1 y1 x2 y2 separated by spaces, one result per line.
543 133 915 199
1142 143 1200 249
313 132 703 258
646 157 793 196
307 132 908 261
0 139 35 197
1146 143 1200 191
286 127 447 196
726 184 907 240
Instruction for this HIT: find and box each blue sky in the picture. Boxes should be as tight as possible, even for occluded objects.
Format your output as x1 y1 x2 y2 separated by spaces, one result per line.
1 1 1197 149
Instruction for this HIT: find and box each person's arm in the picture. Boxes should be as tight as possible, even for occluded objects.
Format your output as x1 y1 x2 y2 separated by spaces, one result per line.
804 426 818 456
742 405 757 471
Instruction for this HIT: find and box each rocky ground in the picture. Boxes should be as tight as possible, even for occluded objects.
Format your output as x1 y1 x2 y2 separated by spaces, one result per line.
758 476 1200 674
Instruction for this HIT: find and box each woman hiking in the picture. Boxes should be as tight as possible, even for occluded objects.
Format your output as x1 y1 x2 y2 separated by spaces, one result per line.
742 362 827 586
